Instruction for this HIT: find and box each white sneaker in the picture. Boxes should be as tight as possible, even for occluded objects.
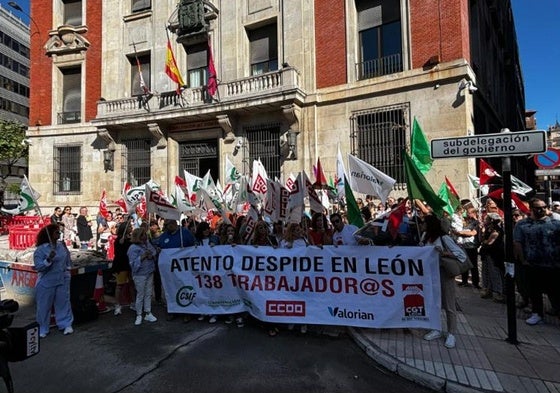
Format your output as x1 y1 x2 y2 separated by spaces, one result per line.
63 326 74 335
235 317 244 328
114 305 122 316
208 315 217 324
423 330 442 341
525 313 543 325
444 333 456 348
197 315 205 321
225 316 234 324
135 315 142 325
300 324 308 334
144 313 157 323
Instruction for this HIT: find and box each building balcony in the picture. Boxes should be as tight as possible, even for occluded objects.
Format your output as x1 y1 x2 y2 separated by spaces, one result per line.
356 53 403 80
93 67 304 128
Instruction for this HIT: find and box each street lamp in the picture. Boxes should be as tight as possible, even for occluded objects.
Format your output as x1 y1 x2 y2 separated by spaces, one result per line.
8 1 40 36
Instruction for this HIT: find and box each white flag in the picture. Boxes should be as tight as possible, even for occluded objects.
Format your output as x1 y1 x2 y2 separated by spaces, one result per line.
511 175 533 196
347 154 396 205
145 185 180 220
1 175 41 215
172 184 195 214
286 172 304 223
225 155 241 185
336 146 346 198
184 170 203 205
251 159 268 202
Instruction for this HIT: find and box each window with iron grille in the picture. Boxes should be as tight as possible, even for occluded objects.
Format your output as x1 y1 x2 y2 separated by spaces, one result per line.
244 123 281 180
355 0 403 80
53 145 81 194
178 141 218 179
248 23 278 76
350 103 408 188
122 139 151 187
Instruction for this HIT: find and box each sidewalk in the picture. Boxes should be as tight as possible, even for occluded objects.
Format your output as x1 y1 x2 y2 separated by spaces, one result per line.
349 284 560 393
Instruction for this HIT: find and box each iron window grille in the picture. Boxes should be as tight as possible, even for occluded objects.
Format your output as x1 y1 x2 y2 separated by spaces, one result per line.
53 144 81 194
244 123 281 181
350 103 409 189
178 141 218 178
122 139 151 187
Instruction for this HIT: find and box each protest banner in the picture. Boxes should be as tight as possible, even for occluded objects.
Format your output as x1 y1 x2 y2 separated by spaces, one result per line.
159 245 441 330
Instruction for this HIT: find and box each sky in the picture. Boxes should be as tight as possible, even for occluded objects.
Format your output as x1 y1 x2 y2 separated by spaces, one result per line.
2 0 558 130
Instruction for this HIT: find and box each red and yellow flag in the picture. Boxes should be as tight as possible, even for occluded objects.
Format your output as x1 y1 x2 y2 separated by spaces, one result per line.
165 38 185 89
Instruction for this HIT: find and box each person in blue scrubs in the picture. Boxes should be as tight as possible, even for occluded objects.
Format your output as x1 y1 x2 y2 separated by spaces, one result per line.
34 224 74 338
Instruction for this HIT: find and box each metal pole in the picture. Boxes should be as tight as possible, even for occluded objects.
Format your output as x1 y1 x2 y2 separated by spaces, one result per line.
501 128 518 344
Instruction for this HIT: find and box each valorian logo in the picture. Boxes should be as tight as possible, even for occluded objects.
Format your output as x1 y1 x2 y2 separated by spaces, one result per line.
176 286 196 307
266 300 305 316
328 306 374 320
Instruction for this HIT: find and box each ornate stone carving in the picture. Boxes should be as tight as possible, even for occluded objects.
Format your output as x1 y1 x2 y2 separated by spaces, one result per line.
281 104 301 132
147 123 167 149
217 114 237 143
45 25 90 56
97 128 116 151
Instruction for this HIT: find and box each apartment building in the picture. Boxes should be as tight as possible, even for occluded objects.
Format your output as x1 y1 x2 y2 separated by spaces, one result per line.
25 0 527 209
0 4 30 206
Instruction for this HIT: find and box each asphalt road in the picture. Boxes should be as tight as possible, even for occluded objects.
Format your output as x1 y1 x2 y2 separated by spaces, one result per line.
7 303 434 393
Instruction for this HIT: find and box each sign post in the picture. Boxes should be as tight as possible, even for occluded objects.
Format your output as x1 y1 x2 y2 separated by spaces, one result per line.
431 129 547 345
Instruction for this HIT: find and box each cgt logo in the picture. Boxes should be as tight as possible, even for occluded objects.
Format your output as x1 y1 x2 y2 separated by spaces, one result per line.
266 300 306 316
176 286 197 307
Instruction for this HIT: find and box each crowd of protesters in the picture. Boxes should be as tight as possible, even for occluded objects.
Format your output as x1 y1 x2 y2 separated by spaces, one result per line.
37 194 560 345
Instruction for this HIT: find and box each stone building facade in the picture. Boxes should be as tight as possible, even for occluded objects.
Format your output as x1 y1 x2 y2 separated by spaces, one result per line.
25 0 527 211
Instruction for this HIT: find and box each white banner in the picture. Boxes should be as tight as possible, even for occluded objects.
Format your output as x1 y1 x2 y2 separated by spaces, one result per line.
159 246 442 330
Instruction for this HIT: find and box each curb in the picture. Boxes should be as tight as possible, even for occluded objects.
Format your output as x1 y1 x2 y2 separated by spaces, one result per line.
348 327 491 393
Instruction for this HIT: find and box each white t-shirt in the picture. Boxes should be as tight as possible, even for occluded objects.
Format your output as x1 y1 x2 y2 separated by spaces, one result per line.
332 224 359 245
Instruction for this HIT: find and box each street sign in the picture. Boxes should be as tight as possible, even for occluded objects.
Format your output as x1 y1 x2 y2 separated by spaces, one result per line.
533 148 560 169
535 169 560 176
431 130 547 159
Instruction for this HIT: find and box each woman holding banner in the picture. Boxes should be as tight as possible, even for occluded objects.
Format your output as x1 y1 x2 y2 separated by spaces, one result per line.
420 214 467 349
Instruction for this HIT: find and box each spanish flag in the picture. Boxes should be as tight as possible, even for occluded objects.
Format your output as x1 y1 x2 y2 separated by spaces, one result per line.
165 38 185 91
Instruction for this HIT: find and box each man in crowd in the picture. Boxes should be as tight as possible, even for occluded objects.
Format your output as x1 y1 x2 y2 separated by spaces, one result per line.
513 198 560 325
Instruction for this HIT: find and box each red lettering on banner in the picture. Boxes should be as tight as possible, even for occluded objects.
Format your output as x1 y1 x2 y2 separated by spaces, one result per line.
11 270 37 288
252 175 267 194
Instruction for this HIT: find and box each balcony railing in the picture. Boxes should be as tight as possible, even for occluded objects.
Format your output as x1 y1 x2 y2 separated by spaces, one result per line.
356 53 403 80
57 111 82 124
95 67 301 120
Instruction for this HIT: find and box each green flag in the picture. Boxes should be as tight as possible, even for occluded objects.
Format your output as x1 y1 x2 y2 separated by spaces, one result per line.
404 152 446 216
411 117 433 174
344 175 364 228
437 182 459 216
